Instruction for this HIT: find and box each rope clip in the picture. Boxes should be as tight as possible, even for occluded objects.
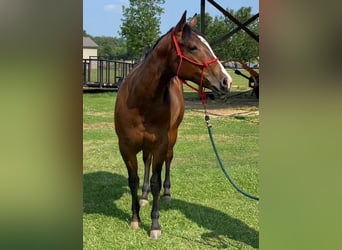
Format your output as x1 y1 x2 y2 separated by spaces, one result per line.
204 114 212 128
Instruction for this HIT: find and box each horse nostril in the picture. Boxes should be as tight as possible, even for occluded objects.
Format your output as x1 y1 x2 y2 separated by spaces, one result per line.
223 78 228 86
221 77 228 89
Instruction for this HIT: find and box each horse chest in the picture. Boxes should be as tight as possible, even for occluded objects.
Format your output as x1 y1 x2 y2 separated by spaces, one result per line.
140 115 169 144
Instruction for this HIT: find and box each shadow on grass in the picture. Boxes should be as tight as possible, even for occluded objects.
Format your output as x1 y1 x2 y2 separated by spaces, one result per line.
83 171 258 248
161 198 259 249
83 171 130 221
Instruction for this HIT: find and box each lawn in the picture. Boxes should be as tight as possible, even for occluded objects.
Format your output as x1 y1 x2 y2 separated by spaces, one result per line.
83 78 259 249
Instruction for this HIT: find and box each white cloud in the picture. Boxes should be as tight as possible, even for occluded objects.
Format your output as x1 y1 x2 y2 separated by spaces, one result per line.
104 4 121 13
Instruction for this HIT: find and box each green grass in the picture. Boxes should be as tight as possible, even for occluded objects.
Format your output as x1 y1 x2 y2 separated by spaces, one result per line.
227 69 255 91
83 89 259 249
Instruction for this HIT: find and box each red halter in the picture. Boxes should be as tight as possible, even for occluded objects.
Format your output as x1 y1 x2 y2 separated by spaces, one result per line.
172 29 219 104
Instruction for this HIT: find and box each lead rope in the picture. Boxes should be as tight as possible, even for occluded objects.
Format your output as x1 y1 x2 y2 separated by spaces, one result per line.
203 101 259 201
172 30 259 201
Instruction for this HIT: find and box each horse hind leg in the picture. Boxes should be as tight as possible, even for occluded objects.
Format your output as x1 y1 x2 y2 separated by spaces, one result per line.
141 150 171 205
162 150 173 202
140 150 152 207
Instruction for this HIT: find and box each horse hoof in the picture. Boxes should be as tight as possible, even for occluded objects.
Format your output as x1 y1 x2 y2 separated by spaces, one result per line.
150 229 161 239
139 199 149 207
163 195 171 202
131 221 140 229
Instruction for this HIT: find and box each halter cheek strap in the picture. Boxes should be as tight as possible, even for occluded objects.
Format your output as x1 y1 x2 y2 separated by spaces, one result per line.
172 29 219 104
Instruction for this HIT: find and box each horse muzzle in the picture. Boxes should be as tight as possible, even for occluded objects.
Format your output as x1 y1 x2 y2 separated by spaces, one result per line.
208 77 231 102
220 77 232 92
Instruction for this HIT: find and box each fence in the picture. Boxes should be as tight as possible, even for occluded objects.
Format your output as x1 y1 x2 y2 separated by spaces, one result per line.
83 58 135 88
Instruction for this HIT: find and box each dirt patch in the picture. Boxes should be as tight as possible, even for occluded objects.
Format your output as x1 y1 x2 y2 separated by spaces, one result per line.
84 112 112 118
185 95 259 117
83 122 113 130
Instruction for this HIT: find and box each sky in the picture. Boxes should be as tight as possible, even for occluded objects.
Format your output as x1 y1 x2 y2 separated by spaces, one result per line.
83 0 259 37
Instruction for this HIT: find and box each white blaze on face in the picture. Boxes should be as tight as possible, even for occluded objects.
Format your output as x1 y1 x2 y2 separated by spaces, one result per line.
197 34 233 89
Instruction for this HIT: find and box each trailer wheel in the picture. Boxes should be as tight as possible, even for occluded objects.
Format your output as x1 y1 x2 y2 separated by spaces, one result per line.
254 86 259 98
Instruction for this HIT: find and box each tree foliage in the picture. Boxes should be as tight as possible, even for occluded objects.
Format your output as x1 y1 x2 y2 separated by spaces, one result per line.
92 36 128 59
83 32 129 60
196 7 259 63
83 29 90 37
120 0 165 59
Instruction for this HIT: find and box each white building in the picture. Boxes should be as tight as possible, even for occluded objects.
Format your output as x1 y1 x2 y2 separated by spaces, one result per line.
83 37 98 59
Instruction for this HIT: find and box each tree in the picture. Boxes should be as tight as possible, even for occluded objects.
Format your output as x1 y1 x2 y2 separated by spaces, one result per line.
227 7 259 62
83 30 90 37
92 36 128 59
120 0 165 59
111 37 129 59
196 7 259 63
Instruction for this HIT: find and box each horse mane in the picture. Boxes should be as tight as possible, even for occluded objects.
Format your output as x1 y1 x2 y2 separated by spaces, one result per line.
139 24 206 64
141 28 174 61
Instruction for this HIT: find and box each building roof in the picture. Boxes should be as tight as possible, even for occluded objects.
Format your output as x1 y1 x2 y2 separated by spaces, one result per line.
83 37 98 48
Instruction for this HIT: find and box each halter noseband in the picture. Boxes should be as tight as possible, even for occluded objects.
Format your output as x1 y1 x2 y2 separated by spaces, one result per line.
172 29 219 104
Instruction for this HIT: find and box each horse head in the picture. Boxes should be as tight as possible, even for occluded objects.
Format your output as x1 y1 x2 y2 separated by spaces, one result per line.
171 11 232 100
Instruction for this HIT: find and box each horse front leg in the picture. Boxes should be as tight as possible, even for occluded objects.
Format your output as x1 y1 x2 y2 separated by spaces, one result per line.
149 157 163 239
140 150 152 207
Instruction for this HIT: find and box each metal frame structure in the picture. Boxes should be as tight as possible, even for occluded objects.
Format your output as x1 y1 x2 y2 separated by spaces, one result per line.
200 0 259 45
199 0 259 98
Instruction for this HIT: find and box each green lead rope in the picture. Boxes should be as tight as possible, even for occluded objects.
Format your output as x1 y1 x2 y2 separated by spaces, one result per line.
205 114 259 201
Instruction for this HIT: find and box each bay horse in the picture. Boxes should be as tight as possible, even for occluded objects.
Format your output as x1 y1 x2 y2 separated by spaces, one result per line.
114 11 232 239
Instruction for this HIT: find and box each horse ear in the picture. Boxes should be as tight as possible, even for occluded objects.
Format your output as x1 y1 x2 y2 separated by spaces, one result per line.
181 24 191 42
174 10 187 33
189 13 198 27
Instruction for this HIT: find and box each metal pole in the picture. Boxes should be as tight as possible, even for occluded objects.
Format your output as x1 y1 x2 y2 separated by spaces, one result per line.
200 0 205 34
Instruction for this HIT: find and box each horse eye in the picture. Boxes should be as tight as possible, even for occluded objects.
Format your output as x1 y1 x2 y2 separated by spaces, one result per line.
189 45 198 51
